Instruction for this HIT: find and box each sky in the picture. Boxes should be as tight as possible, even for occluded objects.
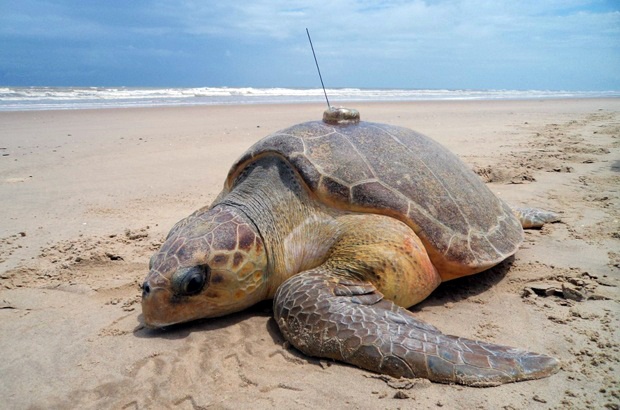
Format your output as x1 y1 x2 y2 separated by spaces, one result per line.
1 1 619 90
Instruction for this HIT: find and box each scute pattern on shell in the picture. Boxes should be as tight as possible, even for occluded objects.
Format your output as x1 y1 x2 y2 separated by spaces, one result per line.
226 121 522 270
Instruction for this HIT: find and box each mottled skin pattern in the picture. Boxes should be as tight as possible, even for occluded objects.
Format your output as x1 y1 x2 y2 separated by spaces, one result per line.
142 109 560 386
275 271 557 387
144 206 268 324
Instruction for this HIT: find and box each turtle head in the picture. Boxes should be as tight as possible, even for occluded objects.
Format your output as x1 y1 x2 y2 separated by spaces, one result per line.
141 205 268 328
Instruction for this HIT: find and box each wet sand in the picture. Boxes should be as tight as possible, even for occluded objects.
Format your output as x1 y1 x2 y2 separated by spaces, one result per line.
1 99 619 409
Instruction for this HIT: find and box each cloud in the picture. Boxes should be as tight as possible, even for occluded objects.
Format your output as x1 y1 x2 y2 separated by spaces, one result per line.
0 0 618 89
158 0 620 79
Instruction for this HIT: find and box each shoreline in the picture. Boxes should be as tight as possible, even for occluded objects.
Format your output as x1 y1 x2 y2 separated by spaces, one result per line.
0 95 617 111
1 98 619 408
1 90 618 112
1 96 618 120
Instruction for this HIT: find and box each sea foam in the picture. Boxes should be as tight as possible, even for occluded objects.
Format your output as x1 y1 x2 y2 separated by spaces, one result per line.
0 86 617 111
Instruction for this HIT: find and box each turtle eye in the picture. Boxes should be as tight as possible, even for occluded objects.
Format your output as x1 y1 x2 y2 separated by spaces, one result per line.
172 266 209 296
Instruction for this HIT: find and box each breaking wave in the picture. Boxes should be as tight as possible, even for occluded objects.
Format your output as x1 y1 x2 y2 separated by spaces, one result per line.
0 86 618 111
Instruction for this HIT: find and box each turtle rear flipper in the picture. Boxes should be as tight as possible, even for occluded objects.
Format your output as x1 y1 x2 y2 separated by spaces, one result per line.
513 207 560 229
274 269 560 386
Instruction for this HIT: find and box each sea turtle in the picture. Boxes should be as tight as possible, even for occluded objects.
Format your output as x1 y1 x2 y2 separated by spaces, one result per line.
141 107 560 387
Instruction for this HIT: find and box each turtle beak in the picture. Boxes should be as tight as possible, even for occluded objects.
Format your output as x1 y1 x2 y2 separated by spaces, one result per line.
140 276 173 328
141 274 205 328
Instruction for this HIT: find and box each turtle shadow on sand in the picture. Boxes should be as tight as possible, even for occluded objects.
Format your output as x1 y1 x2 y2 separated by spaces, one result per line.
413 256 514 310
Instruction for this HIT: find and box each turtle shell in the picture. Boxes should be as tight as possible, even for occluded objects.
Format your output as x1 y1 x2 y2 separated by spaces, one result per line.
225 120 522 278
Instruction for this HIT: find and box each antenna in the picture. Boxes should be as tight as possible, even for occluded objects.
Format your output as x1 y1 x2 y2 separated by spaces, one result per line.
306 28 331 109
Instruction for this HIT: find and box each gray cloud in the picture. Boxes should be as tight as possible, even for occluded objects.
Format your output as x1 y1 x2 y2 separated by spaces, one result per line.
0 0 618 89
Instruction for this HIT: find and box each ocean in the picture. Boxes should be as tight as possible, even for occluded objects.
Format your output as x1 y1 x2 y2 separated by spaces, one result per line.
0 86 618 111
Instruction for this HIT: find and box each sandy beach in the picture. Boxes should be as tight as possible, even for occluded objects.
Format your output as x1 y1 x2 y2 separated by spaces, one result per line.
1 99 619 409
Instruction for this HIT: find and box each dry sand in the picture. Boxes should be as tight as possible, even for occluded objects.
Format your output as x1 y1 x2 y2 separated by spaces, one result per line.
0 99 619 409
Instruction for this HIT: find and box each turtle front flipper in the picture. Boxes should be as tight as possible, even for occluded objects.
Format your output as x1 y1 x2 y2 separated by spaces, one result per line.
274 269 560 387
